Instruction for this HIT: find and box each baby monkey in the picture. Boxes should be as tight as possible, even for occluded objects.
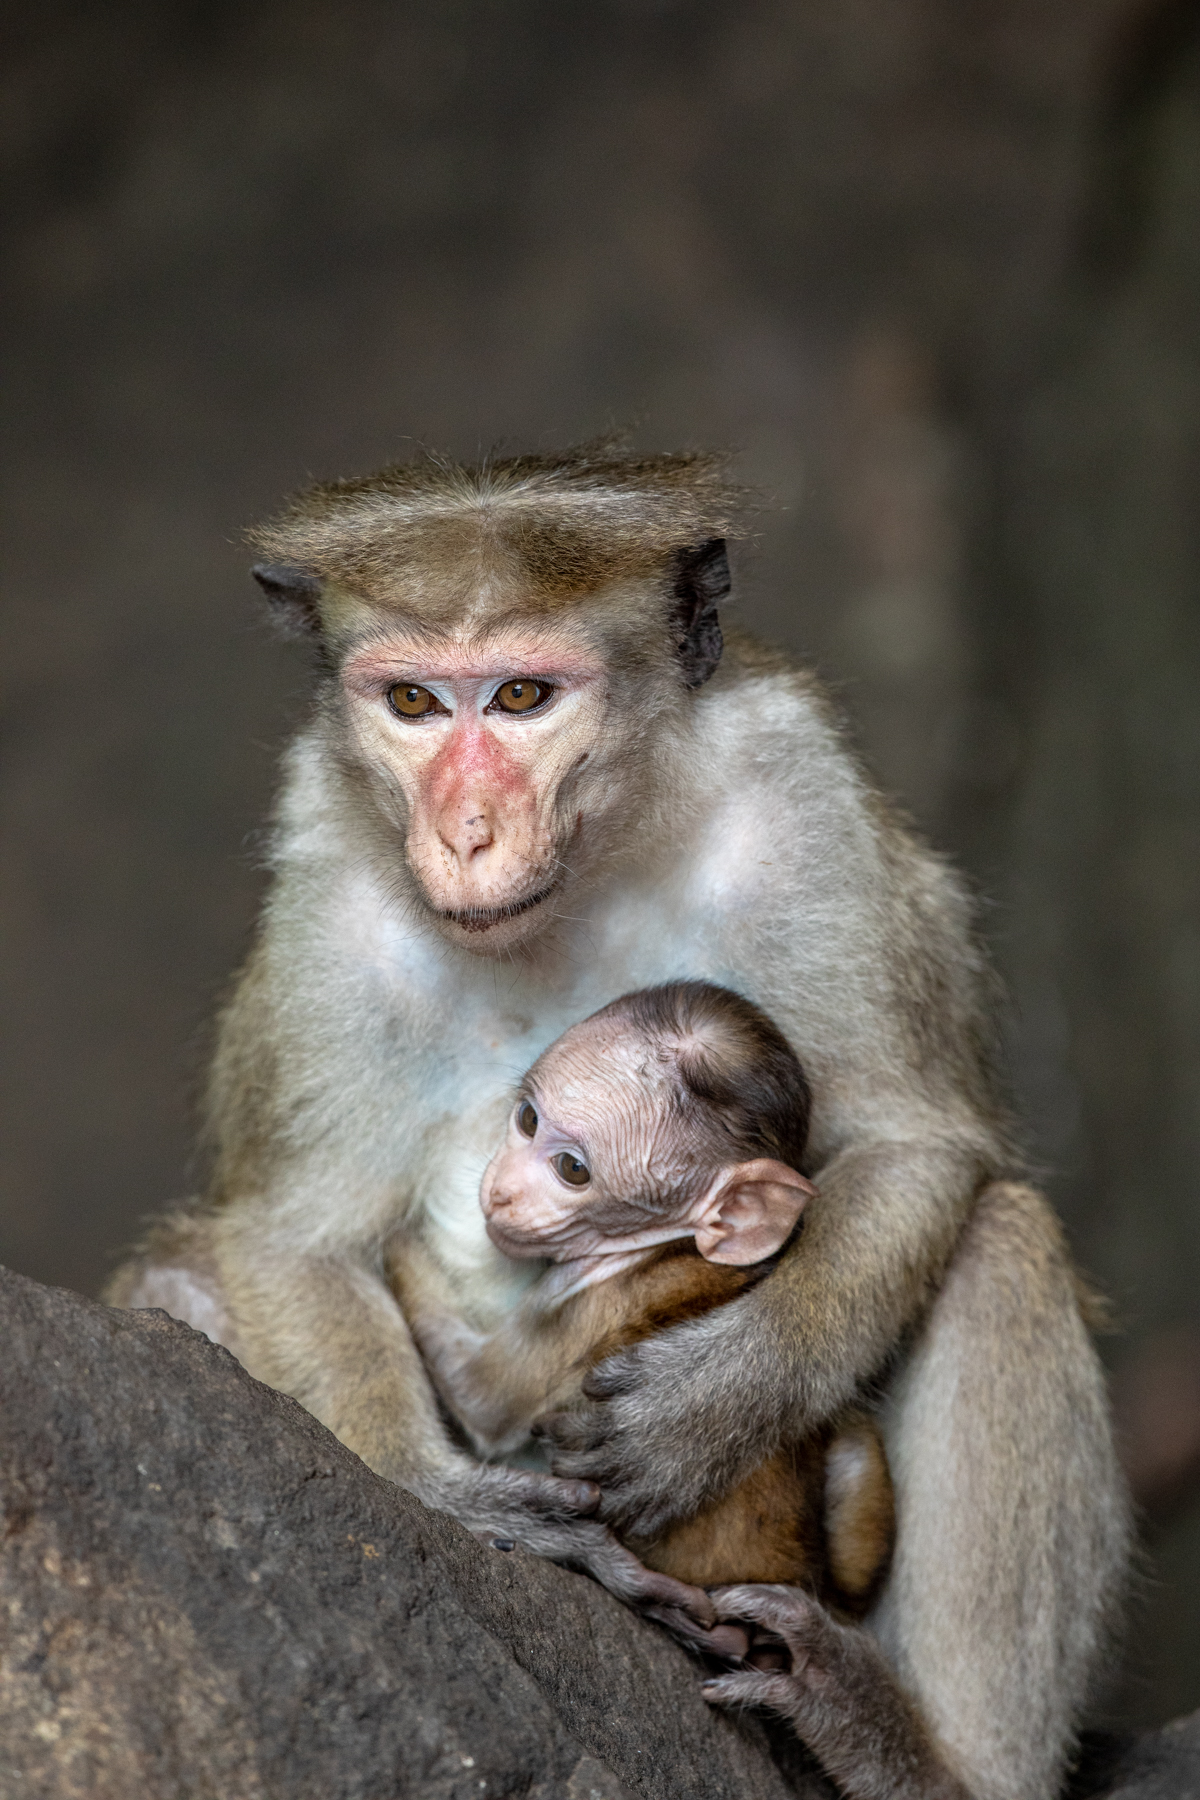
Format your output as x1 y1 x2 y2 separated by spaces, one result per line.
392 982 894 1616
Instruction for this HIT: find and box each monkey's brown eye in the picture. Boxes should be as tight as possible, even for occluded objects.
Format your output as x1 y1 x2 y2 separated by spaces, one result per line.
388 684 442 717
517 1101 538 1138
554 1152 590 1187
490 680 553 715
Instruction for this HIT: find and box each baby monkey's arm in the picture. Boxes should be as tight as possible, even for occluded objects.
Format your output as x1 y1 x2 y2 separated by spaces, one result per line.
388 1240 758 1460
387 1241 610 1454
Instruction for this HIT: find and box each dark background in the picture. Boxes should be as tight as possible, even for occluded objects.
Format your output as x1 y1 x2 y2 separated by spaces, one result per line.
3 0 1199 1731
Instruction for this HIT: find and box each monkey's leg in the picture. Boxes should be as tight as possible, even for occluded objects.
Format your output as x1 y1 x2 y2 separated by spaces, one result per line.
104 1210 242 1357
822 1415 894 1614
867 1183 1130 1800
210 1215 727 1643
702 1585 969 1800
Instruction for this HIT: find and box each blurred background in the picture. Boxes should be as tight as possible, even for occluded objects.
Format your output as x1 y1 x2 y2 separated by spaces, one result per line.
3 0 1199 1732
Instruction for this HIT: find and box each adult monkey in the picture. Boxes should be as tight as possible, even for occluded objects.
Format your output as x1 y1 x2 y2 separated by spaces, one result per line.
110 445 1127 1800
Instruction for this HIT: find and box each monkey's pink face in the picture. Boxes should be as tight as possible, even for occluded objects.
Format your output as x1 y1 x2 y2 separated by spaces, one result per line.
341 625 610 953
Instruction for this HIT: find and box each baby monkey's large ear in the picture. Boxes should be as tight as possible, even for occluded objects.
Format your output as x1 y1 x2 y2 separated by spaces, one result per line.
691 1160 815 1266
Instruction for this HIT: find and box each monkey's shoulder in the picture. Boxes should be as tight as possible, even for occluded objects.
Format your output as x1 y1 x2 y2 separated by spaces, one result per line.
697 634 875 809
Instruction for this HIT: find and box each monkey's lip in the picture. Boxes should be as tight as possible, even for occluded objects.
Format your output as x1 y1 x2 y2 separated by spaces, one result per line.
484 1216 547 1259
439 882 558 934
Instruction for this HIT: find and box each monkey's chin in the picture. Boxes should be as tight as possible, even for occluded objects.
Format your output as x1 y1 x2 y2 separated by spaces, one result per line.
431 880 560 955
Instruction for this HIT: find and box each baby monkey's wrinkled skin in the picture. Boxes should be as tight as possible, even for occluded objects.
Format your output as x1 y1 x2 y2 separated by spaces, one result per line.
482 1000 815 1280
396 982 820 1466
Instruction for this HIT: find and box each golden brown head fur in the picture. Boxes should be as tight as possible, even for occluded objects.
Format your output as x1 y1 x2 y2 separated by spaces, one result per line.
248 441 747 625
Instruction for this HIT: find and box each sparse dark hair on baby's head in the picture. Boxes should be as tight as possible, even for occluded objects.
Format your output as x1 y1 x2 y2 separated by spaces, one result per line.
592 981 811 1178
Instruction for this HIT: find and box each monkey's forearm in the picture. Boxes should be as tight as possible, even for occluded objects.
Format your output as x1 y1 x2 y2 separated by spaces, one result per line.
756 1133 995 1421
544 1133 995 1536
407 1304 586 1452
389 1240 604 1449
427 1284 642 1452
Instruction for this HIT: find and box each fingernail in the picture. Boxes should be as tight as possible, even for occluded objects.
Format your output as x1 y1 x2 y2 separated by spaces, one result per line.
492 1537 516 1552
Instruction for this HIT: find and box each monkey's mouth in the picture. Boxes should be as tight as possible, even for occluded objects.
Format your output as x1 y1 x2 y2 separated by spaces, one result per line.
440 882 558 934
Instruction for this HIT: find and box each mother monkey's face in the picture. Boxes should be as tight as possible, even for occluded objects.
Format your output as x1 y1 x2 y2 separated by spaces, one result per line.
252 516 730 956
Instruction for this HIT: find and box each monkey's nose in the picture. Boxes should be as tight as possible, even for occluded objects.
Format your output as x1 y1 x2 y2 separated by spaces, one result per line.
439 808 495 863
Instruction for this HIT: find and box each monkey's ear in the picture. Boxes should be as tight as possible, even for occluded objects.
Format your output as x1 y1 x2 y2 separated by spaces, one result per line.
252 563 324 638
670 538 729 688
691 1159 814 1266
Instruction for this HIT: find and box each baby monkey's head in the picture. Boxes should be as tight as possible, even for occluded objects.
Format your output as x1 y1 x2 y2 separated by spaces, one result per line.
482 982 814 1269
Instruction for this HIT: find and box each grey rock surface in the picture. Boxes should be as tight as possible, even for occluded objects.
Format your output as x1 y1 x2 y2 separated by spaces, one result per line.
1071 1715 1200 1800
3 1260 1197 1800
0 1264 822 1800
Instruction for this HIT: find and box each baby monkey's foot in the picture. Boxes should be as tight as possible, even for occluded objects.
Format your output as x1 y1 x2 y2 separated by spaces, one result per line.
701 1586 969 1800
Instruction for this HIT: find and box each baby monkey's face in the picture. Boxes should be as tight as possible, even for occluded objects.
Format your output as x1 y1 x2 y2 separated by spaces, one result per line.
480 1019 814 1269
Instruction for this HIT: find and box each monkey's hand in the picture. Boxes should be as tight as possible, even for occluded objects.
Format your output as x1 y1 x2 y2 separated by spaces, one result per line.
700 1587 970 1800
428 1457 745 1655
535 1300 791 1539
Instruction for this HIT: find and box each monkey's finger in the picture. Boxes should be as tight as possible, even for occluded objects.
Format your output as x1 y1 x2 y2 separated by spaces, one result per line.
629 1566 717 1628
591 1539 719 1628
504 1471 602 1516
548 1458 682 1539
643 1607 749 1660
532 1408 615 1453
700 1670 797 1714
709 1584 823 1645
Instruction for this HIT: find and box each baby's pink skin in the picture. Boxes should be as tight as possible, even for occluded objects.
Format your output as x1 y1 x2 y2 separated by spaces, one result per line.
481 1018 813 1285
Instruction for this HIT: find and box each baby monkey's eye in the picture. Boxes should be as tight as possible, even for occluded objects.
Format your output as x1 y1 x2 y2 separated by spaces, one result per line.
517 1101 538 1138
554 1152 591 1188
489 680 553 715
388 684 446 718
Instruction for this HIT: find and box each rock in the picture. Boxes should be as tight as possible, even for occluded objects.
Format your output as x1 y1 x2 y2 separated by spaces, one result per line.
1070 1716 1200 1800
0 1265 823 1800
2 1263 1195 1800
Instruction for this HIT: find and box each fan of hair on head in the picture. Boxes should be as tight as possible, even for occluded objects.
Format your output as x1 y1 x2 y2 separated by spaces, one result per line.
248 438 750 616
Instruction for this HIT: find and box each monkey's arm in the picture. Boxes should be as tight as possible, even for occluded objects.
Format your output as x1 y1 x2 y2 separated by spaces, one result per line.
556 1183 1129 1800
393 1242 755 1460
541 1130 989 1537
701 1586 970 1800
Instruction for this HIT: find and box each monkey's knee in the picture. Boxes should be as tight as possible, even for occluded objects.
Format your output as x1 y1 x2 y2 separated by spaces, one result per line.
823 1414 894 1613
105 1209 240 1355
